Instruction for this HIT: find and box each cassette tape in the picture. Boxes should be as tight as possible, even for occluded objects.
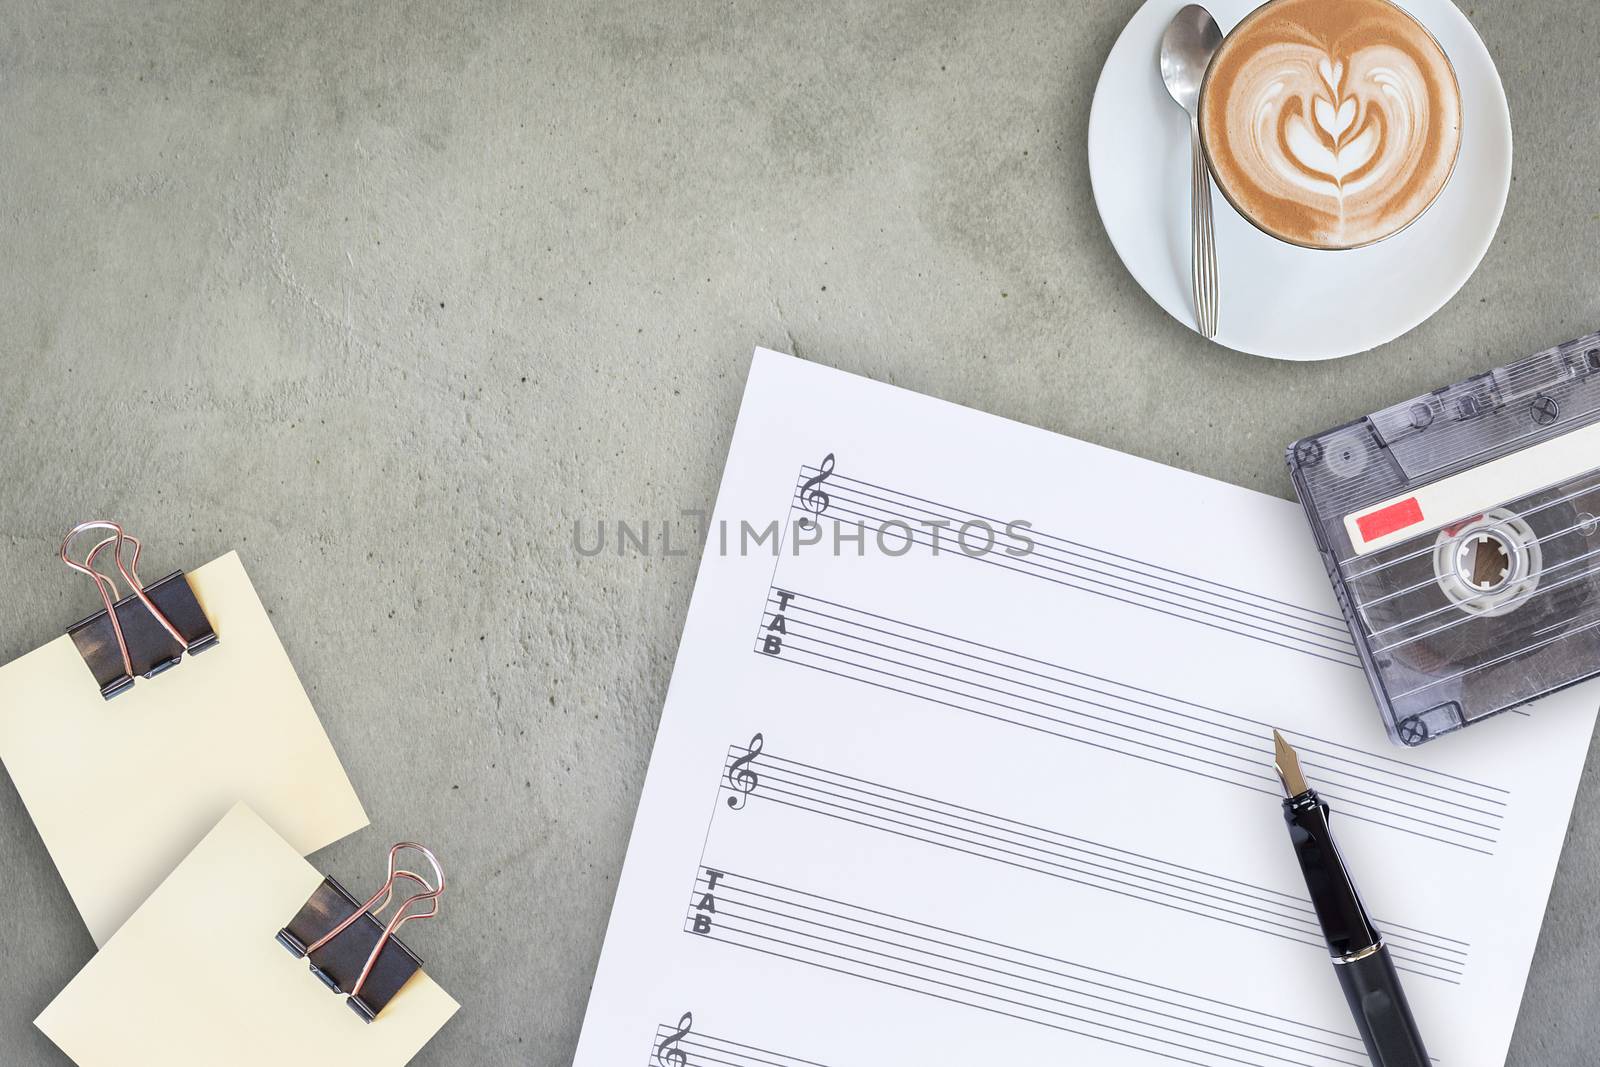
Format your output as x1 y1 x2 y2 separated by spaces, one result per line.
1288 331 1600 746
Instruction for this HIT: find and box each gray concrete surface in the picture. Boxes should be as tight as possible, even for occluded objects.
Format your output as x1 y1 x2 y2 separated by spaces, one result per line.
2 0 1599 1063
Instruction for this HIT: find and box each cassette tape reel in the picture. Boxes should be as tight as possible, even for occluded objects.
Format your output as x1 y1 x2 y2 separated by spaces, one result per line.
1289 331 1600 746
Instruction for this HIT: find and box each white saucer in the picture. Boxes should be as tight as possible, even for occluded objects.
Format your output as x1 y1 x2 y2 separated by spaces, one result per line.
1088 0 1513 361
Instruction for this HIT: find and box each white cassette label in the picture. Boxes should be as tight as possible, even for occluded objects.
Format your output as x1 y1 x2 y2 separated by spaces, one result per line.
1344 417 1600 555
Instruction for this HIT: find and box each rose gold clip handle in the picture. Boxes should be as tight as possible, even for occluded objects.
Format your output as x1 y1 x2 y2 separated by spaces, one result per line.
303 842 445 1004
60 521 192 683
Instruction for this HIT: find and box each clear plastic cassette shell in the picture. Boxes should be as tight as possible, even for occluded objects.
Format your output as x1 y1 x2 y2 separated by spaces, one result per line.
1288 331 1600 746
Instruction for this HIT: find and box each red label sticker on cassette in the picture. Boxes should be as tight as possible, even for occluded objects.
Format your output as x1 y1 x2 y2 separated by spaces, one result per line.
1355 497 1424 543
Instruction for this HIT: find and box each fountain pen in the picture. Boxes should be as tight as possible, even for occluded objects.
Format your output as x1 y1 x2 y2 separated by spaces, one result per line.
1272 731 1430 1067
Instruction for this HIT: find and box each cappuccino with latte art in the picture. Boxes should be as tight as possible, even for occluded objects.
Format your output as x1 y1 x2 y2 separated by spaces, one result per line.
1199 0 1461 249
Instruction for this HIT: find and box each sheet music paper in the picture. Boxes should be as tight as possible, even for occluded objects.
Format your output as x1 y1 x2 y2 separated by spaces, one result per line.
36 803 457 1067
573 350 1600 1067
0 551 368 945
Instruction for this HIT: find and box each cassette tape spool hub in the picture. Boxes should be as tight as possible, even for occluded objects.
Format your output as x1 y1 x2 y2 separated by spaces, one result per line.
1288 332 1600 747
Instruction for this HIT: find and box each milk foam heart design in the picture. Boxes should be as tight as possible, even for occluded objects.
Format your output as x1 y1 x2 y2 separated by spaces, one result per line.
1263 42 1426 201
1200 0 1461 249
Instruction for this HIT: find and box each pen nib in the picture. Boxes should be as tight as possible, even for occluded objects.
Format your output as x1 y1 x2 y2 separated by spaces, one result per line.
1273 730 1309 797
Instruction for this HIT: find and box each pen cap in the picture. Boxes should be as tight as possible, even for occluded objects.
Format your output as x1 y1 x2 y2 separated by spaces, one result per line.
1283 792 1381 957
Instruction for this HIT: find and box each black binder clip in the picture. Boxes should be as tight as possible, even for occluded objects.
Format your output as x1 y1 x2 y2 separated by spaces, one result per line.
61 521 219 700
276 842 445 1023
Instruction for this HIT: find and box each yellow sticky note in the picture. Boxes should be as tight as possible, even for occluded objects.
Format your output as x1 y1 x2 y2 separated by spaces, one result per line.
37 803 458 1066
0 551 368 944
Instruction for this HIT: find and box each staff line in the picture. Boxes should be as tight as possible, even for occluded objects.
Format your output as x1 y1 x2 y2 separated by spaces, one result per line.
729 746 1472 952
733 782 1462 981
754 646 1495 855
733 759 1468 964
766 628 1501 836
767 589 1508 799
765 606 1503 822
800 488 1352 645
797 466 1348 627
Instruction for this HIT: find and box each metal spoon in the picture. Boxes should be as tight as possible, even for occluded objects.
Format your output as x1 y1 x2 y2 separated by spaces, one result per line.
1160 4 1224 339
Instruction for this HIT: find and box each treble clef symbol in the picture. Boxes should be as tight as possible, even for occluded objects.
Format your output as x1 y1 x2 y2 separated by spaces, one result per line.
655 1011 693 1067
798 454 836 529
725 734 764 809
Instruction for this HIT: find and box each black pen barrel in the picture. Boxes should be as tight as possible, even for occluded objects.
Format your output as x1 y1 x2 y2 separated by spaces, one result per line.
1281 787 1431 1067
1334 945 1429 1067
1282 790 1381 957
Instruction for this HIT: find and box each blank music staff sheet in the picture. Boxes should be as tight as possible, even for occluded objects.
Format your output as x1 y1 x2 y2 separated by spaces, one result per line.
572 350 1599 1067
